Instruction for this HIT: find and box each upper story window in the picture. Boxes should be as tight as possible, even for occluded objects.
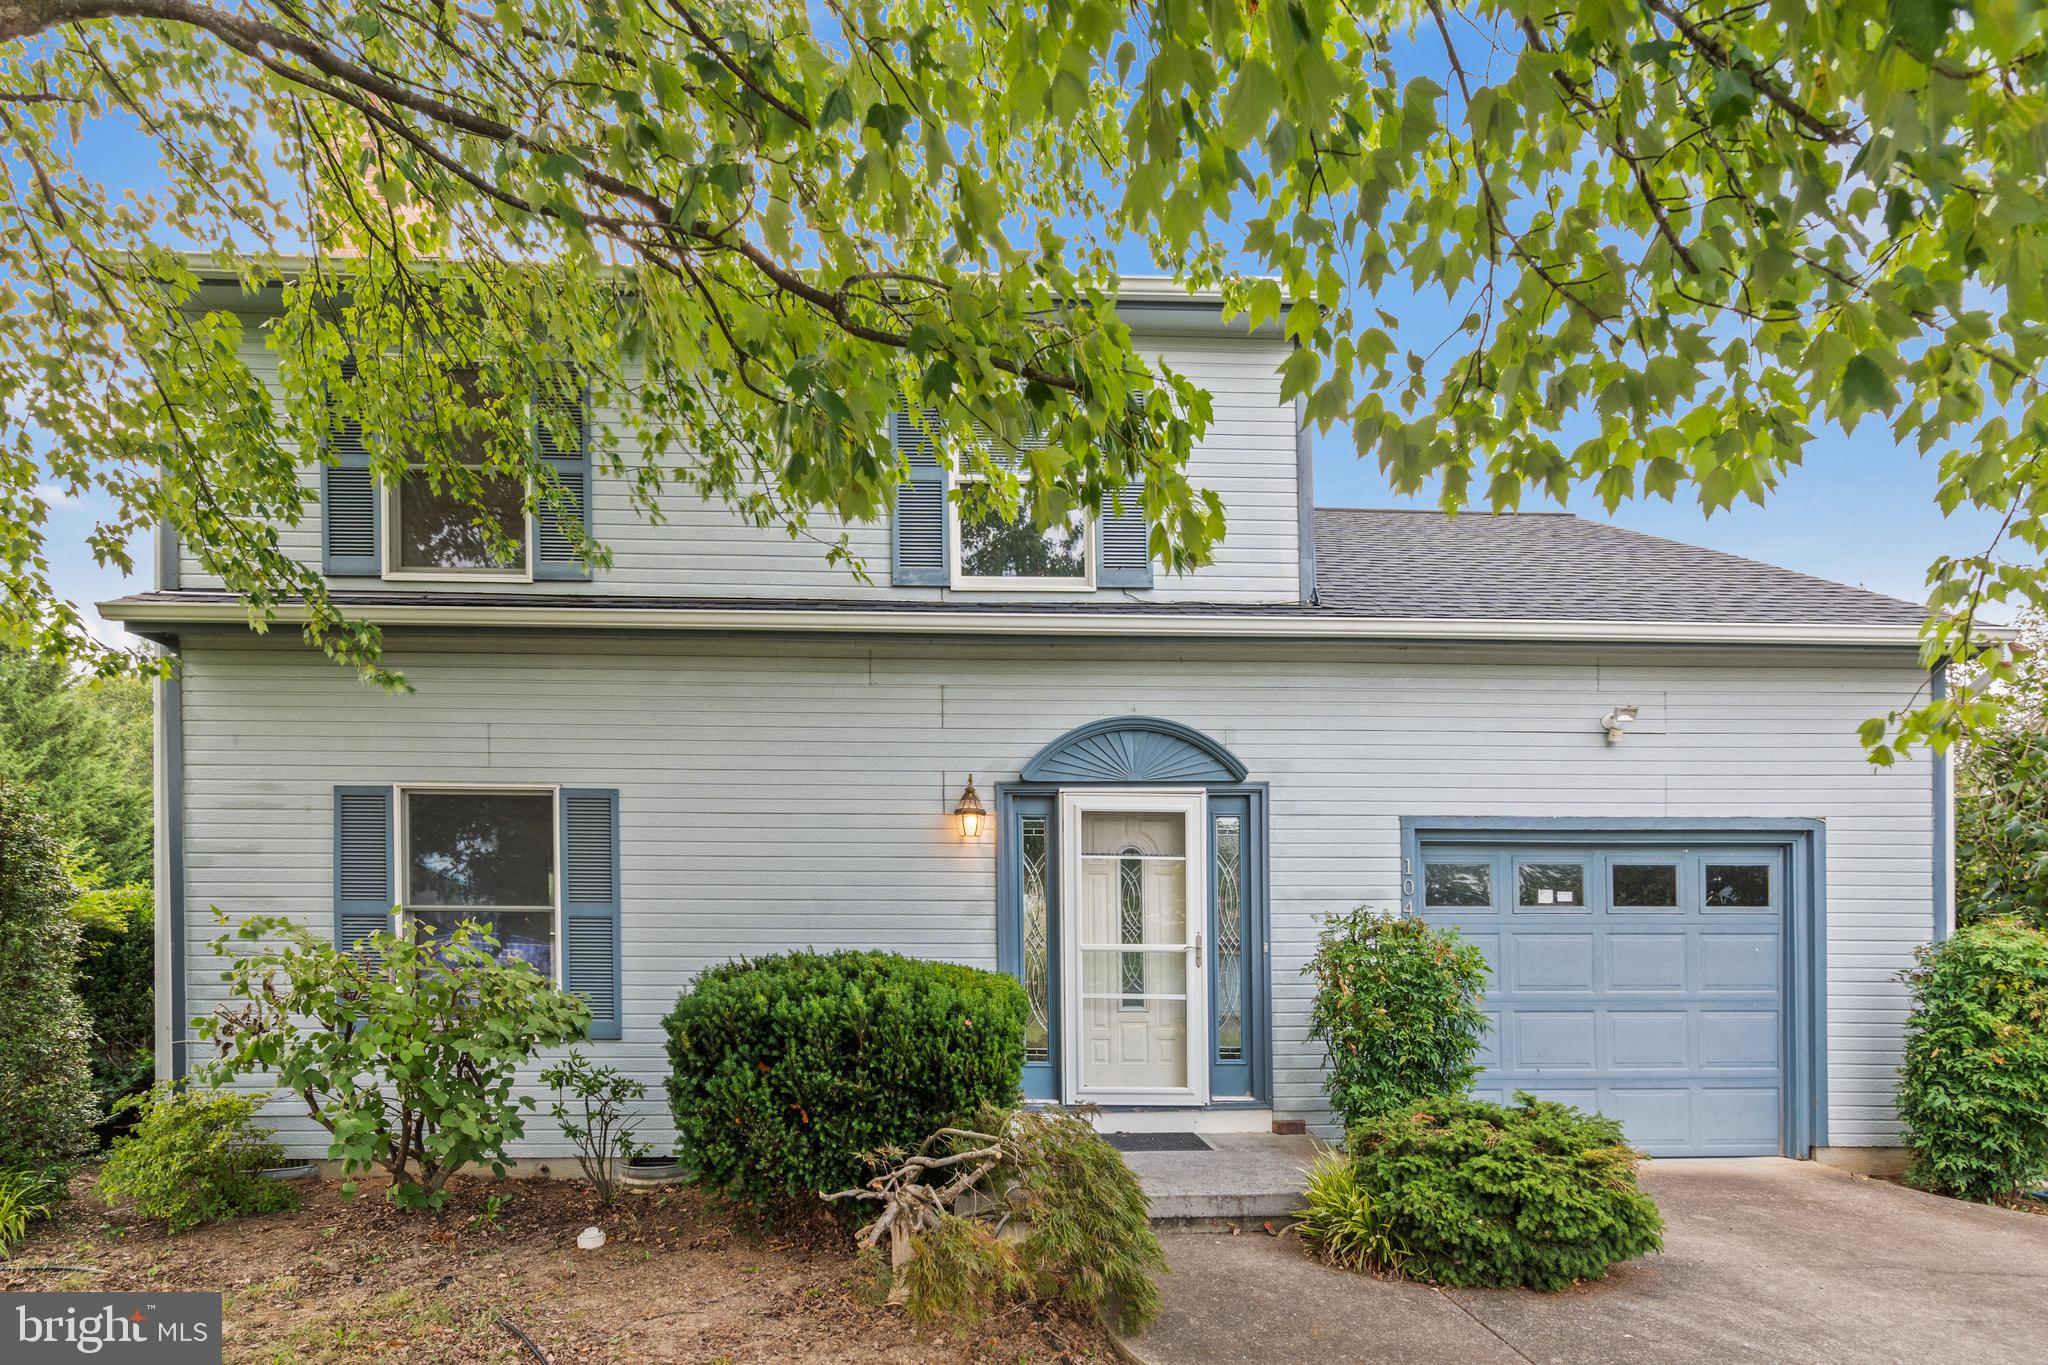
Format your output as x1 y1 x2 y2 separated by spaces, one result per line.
402 786 557 978
388 469 532 579
951 482 1094 590
323 368 589 584
385 375 534 582
889 407 1152 592
947 421 1094 592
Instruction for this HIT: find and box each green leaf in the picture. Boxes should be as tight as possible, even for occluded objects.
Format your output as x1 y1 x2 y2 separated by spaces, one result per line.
1839 354 1896 426
1890 0 1956 63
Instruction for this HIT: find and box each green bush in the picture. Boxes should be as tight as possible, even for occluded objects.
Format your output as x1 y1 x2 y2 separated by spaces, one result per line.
0 780 99 1171
540 1050 648 1207
72 885 157 1125
96 1087 298 1233
196 914 590 1209
664 950 1027 1204
1346 1094 1663 1291
1295 1146 1406 1274
1897 917 2048 1200
1304 908 1491 1128
0 648 153 887
0 1166 64 1256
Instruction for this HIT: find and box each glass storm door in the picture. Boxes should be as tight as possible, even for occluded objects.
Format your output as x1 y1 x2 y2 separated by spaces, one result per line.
1059 789 1209 1106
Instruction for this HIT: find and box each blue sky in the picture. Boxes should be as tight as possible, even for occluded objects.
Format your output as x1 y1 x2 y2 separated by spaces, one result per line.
32 39 1997 645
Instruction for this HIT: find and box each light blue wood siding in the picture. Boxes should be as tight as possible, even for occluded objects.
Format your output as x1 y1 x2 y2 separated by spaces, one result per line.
186 333 1302 604
168 631 1935 1157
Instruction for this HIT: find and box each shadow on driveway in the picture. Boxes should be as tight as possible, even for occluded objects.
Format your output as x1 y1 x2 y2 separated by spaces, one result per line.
1128 1158 2048 1365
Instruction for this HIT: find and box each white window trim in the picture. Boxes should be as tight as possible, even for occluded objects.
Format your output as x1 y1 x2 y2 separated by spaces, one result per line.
947 474 1096 592
396 782 561 983
381 471 537 584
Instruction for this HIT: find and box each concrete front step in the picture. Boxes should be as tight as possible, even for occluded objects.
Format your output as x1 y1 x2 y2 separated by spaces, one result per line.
1119 1131 1320 1223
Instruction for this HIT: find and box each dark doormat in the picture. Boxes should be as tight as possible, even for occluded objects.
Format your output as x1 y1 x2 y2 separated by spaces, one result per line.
1102 1132 1211 1153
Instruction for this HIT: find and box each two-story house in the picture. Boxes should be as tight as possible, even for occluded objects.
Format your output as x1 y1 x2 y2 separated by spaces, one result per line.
103 271 1947 1166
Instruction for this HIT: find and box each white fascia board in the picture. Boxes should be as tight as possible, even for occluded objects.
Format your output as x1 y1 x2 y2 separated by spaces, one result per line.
99 595 1936 648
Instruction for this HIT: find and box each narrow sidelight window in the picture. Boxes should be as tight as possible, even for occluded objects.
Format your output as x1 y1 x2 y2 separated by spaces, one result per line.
1215 814 1244 1061
1020 815 1051 1063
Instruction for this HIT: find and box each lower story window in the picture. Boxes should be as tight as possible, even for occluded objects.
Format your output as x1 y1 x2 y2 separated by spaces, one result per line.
403 787 556 978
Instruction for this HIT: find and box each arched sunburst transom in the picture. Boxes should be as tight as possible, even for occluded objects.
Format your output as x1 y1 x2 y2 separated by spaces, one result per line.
1019 716 1248 785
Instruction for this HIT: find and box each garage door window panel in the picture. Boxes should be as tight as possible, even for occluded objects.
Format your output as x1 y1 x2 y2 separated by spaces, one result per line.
1515 859 1588 911
1609 860 1682 912
1423 859 1495 909
1705 863 1774 910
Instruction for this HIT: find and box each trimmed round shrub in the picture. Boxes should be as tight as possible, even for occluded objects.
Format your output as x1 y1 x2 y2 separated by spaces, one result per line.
0 779 99 1172
1898 917 2048 1200
664 950 1027 1203
1346 1094 1664 1290
1305 908 1490 1128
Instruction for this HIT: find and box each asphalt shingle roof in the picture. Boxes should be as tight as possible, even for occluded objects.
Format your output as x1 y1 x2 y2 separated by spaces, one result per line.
1311 508 1924 626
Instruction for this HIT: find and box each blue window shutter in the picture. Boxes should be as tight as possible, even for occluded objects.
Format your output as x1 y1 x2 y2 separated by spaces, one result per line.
322 363 380 576
535 387 591 581
333 786 393 958
562 789 622 1039
1096 481 1153 588
891 409 948 585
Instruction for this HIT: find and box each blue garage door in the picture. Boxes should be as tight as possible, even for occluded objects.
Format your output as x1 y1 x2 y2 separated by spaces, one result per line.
1419 842 1785 1156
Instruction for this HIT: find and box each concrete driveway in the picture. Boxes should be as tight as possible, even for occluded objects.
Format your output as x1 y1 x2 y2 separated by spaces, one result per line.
1126 1159 2048 1365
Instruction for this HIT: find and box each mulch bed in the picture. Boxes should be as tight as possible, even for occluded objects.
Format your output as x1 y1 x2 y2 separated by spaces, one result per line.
1 1173 1117 1363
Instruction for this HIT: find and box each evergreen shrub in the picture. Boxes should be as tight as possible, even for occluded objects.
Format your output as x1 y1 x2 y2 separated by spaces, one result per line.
664 950 1026 1203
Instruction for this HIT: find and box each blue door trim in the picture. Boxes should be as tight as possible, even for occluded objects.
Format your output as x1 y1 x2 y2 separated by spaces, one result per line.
996 788 1060 1101
998 780 1271 1107
1399 816 1829 1157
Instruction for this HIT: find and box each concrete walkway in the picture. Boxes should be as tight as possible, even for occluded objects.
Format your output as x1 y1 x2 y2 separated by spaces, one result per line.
1125 1159 2048 1365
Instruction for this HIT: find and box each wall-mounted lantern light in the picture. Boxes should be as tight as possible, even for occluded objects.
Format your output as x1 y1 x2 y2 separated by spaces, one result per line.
954 775 986 838
1601 705 1639 745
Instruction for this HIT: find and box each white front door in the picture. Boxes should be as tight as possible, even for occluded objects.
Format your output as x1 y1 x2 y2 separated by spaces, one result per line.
1059 788 1209 1106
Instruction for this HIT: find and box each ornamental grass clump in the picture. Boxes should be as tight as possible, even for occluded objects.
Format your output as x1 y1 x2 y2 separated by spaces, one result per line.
1897 917 2048 1201
1345 1094 1663 1291
1303 908 1490 1128
0 1167 63 1257
664 950 1027 1206
1295 1147 1406 1275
